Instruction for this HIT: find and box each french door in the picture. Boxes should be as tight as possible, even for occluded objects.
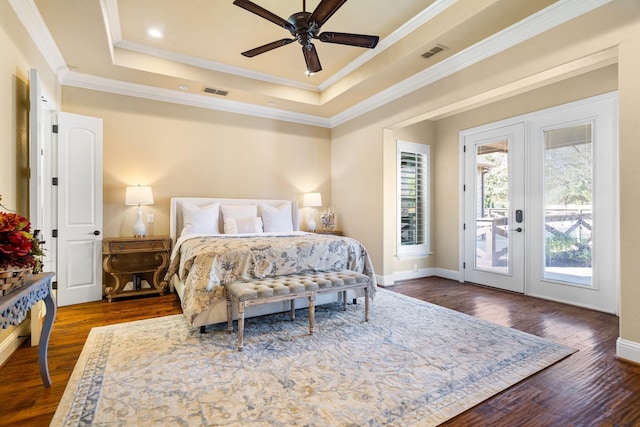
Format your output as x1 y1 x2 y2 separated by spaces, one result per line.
462 93 618 314
463 123 525 293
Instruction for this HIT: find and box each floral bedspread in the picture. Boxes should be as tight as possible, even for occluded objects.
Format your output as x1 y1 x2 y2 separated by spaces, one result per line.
165 232 377 325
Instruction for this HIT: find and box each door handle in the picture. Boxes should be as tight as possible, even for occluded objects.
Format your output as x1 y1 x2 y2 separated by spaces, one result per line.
510 227 523 232
92 230 101 236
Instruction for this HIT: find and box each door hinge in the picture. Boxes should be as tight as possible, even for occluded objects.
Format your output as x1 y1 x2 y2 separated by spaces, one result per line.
463 145 466 153
52 124 58 134
463 223 466 230
463 262 466 269
463 184 466 191
52 229 58 238
52 281 57 290
52 177 58 186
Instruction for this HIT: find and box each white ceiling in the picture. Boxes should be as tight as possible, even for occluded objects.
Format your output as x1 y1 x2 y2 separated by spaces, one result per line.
12 0 610 127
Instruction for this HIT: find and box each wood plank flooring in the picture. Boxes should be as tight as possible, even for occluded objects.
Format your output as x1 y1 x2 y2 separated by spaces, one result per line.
1 277 640 426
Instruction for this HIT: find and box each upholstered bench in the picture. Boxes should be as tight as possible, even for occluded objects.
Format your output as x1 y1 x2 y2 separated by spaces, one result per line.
225 270 371 351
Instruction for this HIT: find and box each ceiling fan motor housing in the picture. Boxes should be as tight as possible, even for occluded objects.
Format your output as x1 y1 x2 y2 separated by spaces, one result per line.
288 12 317 46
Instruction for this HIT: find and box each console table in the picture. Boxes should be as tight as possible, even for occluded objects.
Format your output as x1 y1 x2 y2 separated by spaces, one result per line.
0 272 56 387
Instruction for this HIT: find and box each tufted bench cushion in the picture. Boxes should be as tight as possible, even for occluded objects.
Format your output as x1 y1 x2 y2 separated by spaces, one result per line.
226 275 321 302
225 270 371 351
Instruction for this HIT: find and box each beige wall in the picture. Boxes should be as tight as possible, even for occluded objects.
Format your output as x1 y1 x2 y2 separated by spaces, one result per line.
618 22 640 344
0 1 59 355
61 88 332 238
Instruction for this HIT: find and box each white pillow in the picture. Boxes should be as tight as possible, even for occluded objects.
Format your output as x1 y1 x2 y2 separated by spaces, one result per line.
223 217 263 234
221 204 257 222
260 202 293 232
181 202 220 236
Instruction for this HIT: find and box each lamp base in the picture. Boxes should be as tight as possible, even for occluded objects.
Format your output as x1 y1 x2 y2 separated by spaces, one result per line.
133 206 146 237
307 209 317 232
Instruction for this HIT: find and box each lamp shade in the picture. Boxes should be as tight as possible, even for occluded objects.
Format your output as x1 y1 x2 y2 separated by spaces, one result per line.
303 192 322 207
125 186 154 206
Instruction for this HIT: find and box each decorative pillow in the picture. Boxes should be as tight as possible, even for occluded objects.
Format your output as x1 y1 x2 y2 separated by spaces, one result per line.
221 204 257 222
223 217 263 234
260 202 293 232
181 202 220 236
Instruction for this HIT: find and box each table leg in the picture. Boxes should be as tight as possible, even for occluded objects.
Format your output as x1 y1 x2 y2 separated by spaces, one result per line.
38 286 57 387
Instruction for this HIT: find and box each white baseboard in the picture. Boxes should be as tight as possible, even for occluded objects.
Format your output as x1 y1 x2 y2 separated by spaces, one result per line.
376 274 395 287
432 268 460 281
616 338 640 364
0 322 30 367
374 268 461 287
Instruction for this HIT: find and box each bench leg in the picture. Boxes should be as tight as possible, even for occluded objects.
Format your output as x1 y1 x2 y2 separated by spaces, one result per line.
343 290 347 311
290 299 295 321
364 286 369 322
226 294 233 333
308 294 315 335
237 301 246 351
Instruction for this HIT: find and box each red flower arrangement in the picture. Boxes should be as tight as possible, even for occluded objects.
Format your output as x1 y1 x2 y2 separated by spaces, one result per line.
0 197 43 272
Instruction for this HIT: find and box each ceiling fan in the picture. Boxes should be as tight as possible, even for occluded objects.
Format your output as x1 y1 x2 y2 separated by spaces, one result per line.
233 0 379 74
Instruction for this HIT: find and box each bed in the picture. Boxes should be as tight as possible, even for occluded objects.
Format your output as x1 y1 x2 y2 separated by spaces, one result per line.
166 197 377 328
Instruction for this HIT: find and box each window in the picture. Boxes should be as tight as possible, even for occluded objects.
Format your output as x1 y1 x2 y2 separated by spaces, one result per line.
397 140 430 259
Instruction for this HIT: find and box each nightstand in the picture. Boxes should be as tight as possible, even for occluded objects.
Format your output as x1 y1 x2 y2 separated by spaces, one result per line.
316 230 344 236
102 236 171 302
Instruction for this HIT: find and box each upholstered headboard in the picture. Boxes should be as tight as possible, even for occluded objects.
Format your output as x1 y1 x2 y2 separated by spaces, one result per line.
169 197 300 243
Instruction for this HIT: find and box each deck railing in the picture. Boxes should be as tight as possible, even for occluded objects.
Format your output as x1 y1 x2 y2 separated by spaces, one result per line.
476 208 591 267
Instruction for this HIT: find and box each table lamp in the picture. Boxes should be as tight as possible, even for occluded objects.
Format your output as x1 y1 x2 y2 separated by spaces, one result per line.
303 192 322 232
125 185 154 237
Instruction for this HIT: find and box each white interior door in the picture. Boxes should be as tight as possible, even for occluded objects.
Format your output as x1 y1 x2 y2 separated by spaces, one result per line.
57 112 103 306
463 123 525 293
28 68 57 276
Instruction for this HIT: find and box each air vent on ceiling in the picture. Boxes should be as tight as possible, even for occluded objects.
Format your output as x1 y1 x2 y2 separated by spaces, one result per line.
421 44 448 59
203 87 229 96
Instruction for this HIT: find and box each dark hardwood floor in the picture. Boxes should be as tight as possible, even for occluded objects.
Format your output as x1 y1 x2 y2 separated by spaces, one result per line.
1 277 640 426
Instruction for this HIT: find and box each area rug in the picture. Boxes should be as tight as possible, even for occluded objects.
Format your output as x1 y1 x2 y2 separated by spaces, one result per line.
51 289 575 426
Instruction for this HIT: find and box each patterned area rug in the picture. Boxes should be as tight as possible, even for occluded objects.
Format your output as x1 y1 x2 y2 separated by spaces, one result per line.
52 289 575 426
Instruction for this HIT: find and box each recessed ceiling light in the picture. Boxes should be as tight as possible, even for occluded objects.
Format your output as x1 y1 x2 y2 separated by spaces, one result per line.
178 85 189 91
267 102 276 107
147 28 163 38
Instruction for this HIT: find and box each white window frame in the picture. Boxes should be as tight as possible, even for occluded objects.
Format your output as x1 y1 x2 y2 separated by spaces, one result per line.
397 140 430 259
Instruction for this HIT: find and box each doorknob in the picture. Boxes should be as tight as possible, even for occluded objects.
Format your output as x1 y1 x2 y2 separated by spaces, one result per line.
510 227 523 232
92 230 101 236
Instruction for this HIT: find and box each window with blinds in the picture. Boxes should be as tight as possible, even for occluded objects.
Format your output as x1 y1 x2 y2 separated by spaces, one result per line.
397 141 430 258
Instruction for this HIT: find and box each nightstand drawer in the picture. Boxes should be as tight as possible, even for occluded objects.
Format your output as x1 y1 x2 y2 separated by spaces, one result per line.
104 238 170 254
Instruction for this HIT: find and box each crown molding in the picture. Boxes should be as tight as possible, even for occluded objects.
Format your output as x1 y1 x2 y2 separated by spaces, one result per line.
61 71 332 128
8 0 69 78
102 0 453 94
318 0 456 92
330 0 613 127
113 39 320 93
11 0 613 129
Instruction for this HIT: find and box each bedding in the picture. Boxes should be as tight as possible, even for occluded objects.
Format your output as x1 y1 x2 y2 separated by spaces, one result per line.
166 231 377 326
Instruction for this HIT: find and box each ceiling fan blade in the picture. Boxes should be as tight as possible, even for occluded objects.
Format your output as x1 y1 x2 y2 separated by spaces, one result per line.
302 44 322 73
318 32 379 48
233 0 295 32
241 39 295 57
308 0 349 29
